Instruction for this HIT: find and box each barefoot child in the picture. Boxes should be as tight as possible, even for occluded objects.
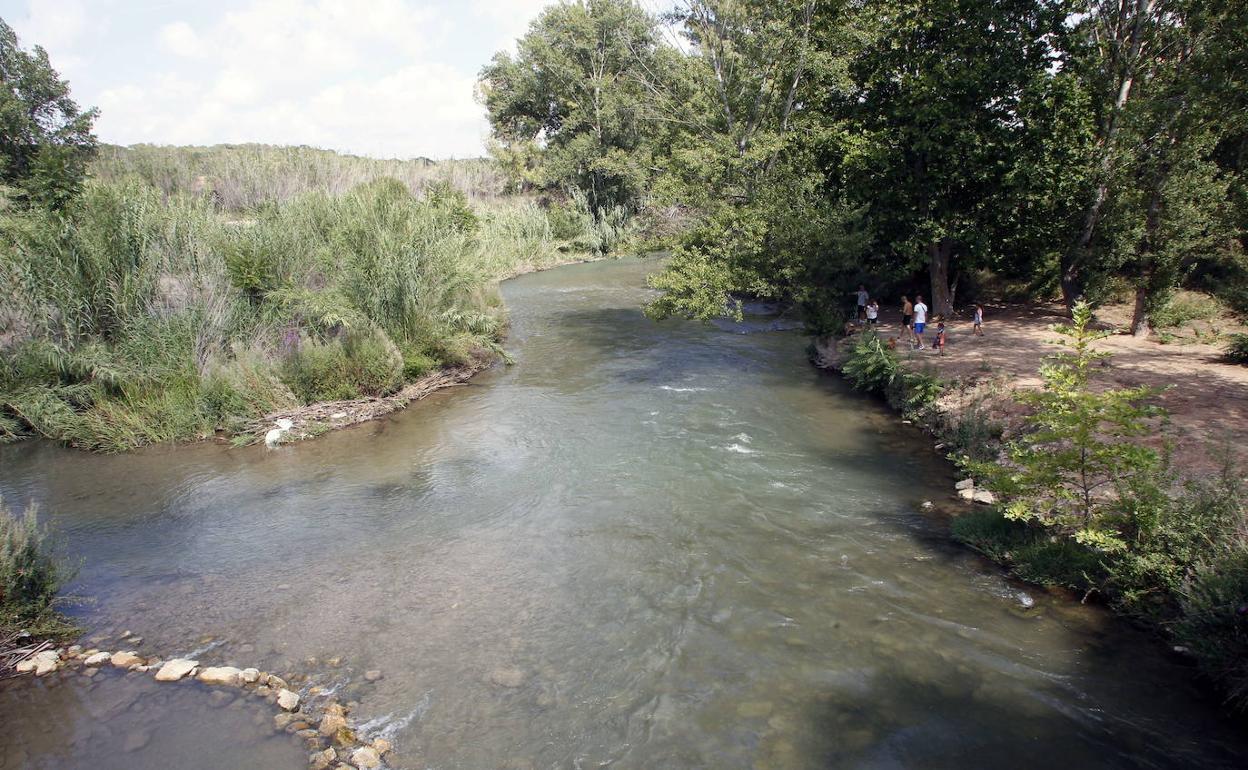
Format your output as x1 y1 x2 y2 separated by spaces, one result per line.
935 320 947 355
973 304 984 336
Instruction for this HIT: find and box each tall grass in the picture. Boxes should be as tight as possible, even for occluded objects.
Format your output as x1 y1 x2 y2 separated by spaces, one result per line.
91 144 509 210
0 172 563 450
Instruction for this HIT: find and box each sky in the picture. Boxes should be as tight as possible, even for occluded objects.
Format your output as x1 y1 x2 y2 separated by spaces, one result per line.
0 0 565 159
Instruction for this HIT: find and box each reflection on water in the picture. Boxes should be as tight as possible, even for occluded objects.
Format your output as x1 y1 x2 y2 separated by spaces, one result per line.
0 258 1244 769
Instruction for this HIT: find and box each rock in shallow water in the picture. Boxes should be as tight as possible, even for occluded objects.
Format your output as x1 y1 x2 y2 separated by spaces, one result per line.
154 658 198 682
277 688 300 711
352 746 381 769
489 668 527 688
110 651 144 669
197 666 243 687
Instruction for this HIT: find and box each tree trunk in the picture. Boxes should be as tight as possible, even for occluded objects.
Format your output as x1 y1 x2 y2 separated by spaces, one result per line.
928 239 954 317
1130 284 1151 338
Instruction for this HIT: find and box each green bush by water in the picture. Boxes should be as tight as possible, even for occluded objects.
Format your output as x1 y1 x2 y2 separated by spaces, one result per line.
0 174 568 449
1 499 76 638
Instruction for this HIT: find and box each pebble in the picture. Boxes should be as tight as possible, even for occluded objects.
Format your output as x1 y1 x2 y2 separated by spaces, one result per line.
197 666 243 687
319 713 348 737
488 668 527 688
122 729 151 753
110 651 144 669
363 670 383 682
310 748 337 770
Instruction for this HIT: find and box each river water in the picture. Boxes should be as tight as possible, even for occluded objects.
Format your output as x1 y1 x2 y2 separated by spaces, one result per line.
1 257 1244 769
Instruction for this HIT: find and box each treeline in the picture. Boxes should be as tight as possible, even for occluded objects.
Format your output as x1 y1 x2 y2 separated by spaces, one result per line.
0 19 583 449
481 0 1248 335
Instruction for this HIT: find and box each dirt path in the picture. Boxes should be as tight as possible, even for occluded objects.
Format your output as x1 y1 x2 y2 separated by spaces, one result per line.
861 301 1247 477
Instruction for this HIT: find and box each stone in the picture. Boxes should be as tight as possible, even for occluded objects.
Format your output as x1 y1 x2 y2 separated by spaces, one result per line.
82 667 99 678
277 688 300 711
274 713 300 730
957 487 976 501
488 667 527 688
122 729 151 752
15 659 36 674
154 658 198 682
955 478 975 491
363 670 383 682
267 674 289 690
351 747 381 769
920 501 934 510
67 645 83 656
285 720 311 734
198 666 243 686
330 726 357 747
295 729 322 749
209 691 234 708
85 651 112 667
310 748 337 770
241 668 261 684
323 702 347 717
972 489 997 505
110 651 144 669
326 657 343 668
34 650 61 676
128 636 143 646
372 738 392 755
319 713 348 737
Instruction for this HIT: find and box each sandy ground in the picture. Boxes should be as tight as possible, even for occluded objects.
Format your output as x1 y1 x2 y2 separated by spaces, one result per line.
858 301 1248 478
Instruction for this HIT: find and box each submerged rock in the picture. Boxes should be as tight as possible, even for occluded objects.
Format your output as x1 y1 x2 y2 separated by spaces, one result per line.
372 738 392 755
351 746 381 769
319 712 348 737
154 658 198 682
489 667 527 688
277 688 301 711
363 670 383 682
241 667 261 684
197 666 243 687
33 651 61 676
309 748 337 770
110 651 144 669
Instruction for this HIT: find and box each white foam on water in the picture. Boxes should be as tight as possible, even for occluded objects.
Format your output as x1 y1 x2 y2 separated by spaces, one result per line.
178 639 224 659
734 433 752 443
725 443 757 454
356 690 433 744
659 385 707 392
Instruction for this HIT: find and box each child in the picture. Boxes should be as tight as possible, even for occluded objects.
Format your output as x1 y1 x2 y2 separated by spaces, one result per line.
865 299 879 325
935 321 947 355
973 304 984 336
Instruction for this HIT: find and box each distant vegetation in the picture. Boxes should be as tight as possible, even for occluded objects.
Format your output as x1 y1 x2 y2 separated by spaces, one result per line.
92 144 509 210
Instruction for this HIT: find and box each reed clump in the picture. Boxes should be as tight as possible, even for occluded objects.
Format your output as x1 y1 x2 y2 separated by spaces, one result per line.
0 170 567 450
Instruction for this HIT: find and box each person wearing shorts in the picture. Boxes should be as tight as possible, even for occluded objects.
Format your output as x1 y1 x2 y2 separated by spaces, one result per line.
912 295 929 349
900 295 913 340
865 299 879 325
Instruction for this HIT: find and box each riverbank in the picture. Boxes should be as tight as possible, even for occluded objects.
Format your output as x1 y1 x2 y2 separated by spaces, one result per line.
813 300 1248 711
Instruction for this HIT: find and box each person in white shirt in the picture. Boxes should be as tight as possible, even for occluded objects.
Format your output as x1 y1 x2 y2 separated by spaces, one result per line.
912 295 929 349
852 285 869 320
865 299 879 325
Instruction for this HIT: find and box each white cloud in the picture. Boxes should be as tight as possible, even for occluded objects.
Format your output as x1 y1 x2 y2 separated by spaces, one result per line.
89 0 491 158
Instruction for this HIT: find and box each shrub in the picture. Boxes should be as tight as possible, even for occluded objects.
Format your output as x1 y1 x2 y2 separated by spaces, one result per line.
546 197 590 241
280 327 402 404
1 499 73 629
1151 292 1221 329
401 349 438 380
1174 548 1248 705
842 331 900 394
1226 334 1248 365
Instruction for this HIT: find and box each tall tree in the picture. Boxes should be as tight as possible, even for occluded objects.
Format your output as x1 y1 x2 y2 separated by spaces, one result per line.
479 0 674 214
837 0 1066 317
0 18 97 209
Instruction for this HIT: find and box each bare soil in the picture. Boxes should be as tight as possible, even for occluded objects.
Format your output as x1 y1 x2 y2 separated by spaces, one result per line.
840 299 1247 478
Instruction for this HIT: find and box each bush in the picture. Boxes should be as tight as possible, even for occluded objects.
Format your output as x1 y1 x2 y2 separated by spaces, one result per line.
1226 334 1248 365
1150 292 1222 329
547 197 590 241
1 499 73 630
842 331 900 393
1174 548 1248 705
280 327 402 404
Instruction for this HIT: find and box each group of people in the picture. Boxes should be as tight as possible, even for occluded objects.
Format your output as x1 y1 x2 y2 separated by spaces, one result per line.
852 285 983 355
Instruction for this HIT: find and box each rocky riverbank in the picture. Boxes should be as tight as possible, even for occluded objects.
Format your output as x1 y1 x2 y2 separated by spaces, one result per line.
5 637 395 770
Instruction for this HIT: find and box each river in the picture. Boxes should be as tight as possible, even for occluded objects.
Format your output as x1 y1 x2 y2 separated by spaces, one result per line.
1 257 1244 769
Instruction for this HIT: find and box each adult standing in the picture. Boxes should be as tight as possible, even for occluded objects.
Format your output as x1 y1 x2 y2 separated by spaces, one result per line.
852 285 869 321
900 295 914 341
912 295 929 349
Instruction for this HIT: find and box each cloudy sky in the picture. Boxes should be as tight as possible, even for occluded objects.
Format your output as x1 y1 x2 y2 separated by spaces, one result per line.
0 0 566 159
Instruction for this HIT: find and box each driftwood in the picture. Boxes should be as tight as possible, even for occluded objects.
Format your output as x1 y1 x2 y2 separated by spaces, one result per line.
0 633 52 678
241 361 491 444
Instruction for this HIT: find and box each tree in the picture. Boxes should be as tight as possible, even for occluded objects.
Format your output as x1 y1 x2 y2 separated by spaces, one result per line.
478 0 674 214
836 0 1067 317
977 301 1166 551
0 18 97 208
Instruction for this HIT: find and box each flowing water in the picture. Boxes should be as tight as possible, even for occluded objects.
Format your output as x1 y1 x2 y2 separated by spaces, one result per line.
1 258 1244 769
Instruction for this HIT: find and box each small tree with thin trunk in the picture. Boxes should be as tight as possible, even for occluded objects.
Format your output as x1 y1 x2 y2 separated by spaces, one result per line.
977 301 1166 552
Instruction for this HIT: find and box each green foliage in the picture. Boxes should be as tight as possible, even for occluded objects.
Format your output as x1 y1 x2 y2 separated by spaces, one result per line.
280 328 403 404
842 332 900 394
1 498 73 630
1174 546 1248 706
974 302 1164 551
1150 292 1222 329
480 0 671 215
0 20 97 209
1224 333 1248 365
